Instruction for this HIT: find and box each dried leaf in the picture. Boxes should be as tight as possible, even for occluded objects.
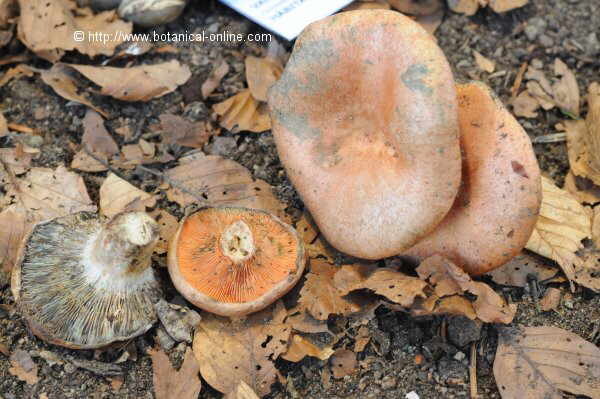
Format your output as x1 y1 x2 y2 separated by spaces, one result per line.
159 114 211 148
552 58 580 117
563 171 600 205
566 119 600 186
81 110 118 159
329 349 356 379
224 381 260 399
193 302 291 397
281 334 335 362
0 147 33 175
388 0 442 15
17 0 132 62
0 64 34 88
213 89 271 133
71 150 107 172
164 154 287 220
540 287 561 311
485 252 560 287
8 350 39 385
353 326 370 352
527 80 555 110
488 0 528 13
494 326 600 399
334 264 427 307
245 56 282 102
0 111 7 136
473 50 495 73
202 61 229 99
68 61 191 102
586 82 600 165
6 165 96 221
447 0 479 15
525 176 592 285
99 173 156 218
0 204 28 272
343 0 391 11
285 309 331 335
149 209 178 255
416 255 516 323
511 90 540 118
298 260 363 320
151 348 202 399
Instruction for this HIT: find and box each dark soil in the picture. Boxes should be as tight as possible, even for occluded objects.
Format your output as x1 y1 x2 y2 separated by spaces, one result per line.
1 0 600 398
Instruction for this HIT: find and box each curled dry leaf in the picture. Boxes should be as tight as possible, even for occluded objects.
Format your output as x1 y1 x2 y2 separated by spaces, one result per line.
0 204 28 272
540 287 561 311
525 176 591 287
494 326 600 399
202 61 230 99
213 89 271 133
99 173 156 218
485 252 560 287
159 114 212 148
281 334 335 362
67 60 191 102
193 302 291 397
245 56 282 103
473 50 495 73
164 153 287 220
17 0 132 62
329 349 357 379
552 58 580 117
151 348 202 399
297 260 363 320
416 255 516 323
334 264 427 307
8 349 39 385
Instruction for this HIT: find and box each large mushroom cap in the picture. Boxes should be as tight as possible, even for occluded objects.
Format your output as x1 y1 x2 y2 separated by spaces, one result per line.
11 211 161 349
168 207 306 317
268 10 461 259
404 82 542 275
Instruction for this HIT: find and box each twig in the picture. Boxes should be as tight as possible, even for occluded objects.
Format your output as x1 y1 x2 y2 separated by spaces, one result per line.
470 342 478 399
531 132 566 144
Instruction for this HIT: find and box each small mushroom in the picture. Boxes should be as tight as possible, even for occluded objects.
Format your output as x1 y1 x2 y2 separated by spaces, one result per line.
268 10 462 259
11 211 161 349
168 207 306 317
118 0 187 27
404 82 542 275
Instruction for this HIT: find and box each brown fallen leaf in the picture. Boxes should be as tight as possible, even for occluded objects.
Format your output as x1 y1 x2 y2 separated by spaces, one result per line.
552 58 580 117
5 165 97 221
566 119 600 187
485 252 561 287
511 90 540 118
116 140 156 169
80 110 119 159
297 260 363 320
71 150 107 172
67 61 191 102
0 63 35 88
213 89 271 133
540 287 561 311
99 173 156 218
17 0 132 62
0 110 7 136
193 302 291 397
0 204 28 272
0 0 16 27
488 0 528 13
164 153 287 220
416 255 516 323
201 61 230 99
224 381 260 399
388 0 442 15
281 334 335 362
285 308 331 335
0 147 33 175
473 50 495 73
329 349 357 379
151 347 202 399
353 326 370 352
149 209 178 255
494 326 600 399
8 349 39 385
159 114 212 148
525 176 592 287
296 211 336 263
245 56 283 103
447 0 479 15
333 264 427 307
563 171 600 205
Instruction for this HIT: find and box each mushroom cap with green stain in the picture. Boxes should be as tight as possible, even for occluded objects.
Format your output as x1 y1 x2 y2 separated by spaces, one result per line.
268 10 461 259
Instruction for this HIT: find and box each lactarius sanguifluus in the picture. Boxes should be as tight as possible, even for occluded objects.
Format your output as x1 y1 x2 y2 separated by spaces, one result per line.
268 10 461 259
168 207 306 317
11 211 161 349
405 82 542 275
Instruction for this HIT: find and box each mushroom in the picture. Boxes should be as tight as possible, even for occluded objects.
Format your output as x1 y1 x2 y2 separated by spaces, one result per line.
11 211 161 349
268 10 462 259
404 82 542 275
168 207 305 317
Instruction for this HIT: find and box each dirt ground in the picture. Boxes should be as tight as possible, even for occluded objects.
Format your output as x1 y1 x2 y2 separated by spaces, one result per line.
1 0 600 398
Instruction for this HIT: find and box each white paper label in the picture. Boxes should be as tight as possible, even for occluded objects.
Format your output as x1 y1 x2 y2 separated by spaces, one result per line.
219 0 354 41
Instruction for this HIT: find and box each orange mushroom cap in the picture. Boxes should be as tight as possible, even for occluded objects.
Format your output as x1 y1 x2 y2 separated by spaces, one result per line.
168 207 306 317
268 10 461 259
404 82 542 275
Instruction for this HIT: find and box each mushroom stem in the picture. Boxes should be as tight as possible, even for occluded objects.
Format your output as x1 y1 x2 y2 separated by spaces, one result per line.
88 212 159 277
220 220 255 264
